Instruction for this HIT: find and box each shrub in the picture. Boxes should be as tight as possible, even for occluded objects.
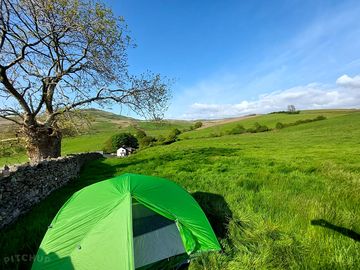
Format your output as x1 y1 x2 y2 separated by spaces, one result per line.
0 141 25 157
194 121 203 129
257 125 269 132
276 122 285 129
269 110 300 114
157 135 166 143
135 129 147 139
166 128 181 140
172 128 181 136
228 124 246 135
158 129 182 145
254 122 269 132
140 136 156 147
154 135 168 146
103 133 138 153
209 133 220 137
315 115 326 121
274 115 326 131
164 133 178 144
245 123 269 133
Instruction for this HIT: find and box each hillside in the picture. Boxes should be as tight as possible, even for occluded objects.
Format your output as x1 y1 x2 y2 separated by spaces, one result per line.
180 109 358 139
1 109 359 269
0 109 194 166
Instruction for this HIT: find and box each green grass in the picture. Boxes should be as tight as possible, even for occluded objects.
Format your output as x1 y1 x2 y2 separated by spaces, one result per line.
128 120 194 137
1 110 360 269
180 109 357 139
0 111 193 166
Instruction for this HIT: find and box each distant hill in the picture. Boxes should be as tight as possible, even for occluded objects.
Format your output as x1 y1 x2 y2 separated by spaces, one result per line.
1 108 359 166
0 108 194 166
82 108 137 121
180 109 360 139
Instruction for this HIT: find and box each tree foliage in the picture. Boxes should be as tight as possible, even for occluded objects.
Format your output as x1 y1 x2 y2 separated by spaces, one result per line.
288 105 296 113
0 0 171 162
103 132 138 153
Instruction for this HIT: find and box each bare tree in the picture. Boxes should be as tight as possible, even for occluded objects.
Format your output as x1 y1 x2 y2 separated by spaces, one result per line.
0 0 170 162
287 105 296 113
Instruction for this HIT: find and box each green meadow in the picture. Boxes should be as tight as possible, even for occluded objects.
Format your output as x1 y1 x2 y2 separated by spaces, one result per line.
1 109 360 269
0 109 193 166
180 109 355 139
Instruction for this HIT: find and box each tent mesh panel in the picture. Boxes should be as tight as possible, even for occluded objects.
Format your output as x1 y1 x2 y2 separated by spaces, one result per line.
132 200 188 269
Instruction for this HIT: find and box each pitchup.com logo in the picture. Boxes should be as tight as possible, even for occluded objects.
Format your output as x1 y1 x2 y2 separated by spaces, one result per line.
3 254 50 264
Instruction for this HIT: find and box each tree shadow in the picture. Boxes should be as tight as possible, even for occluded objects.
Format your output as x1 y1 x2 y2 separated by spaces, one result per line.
192 192 232 239
79 157 117 184
311 219 360 242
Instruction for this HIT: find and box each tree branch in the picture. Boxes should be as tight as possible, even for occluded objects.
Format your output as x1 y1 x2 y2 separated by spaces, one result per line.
0 109 23 125
0 67 32 114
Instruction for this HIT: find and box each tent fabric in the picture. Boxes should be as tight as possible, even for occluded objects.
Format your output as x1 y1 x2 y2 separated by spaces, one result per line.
32 173 221 270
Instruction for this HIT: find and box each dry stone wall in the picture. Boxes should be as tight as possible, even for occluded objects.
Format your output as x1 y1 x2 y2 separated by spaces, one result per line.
0 152 103 229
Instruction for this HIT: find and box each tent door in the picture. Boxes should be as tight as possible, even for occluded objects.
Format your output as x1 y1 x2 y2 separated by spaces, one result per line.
132 200 186 269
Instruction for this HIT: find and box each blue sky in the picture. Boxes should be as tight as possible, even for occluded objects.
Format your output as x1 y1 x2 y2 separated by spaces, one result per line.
107 0 360 119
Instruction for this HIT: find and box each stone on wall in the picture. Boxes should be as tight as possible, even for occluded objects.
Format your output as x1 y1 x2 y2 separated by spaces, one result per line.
0 152 103 229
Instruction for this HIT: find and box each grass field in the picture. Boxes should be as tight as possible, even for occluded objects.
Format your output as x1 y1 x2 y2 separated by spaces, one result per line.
180 109 356 139
1 109 360 269
0 109 193 166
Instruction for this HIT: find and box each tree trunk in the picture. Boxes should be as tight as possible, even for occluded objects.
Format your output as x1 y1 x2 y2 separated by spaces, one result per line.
23 124 62 163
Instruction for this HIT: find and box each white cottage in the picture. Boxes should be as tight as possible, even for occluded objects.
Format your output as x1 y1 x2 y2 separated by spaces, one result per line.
116 146 136 157
116 147 127 157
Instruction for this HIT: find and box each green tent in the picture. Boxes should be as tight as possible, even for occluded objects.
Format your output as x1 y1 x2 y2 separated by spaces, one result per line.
32 173 221 270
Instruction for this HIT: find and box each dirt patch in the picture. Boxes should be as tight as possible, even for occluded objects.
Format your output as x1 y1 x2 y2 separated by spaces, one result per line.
0 118 12 126
200 114 258 129
109 119 134 127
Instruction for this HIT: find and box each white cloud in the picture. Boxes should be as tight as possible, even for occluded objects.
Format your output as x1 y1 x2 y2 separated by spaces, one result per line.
336 74 360 88
181 76 360 119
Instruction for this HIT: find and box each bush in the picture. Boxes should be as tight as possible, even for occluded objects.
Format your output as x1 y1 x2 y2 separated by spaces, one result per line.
103 133 138 153
157 135 166 143
161 128 182 145
269 110 300 114
254 122 269 132
140 136 156 147
209 133 220 137
172 128 181 136
0 141 25 157
194 121 203 129
156 134 174 145
246 127 256 133
164 133 178 144
228 124 246 135
274 115 326 131
245 123 269 133
135 129 147 139
315 115 326 121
